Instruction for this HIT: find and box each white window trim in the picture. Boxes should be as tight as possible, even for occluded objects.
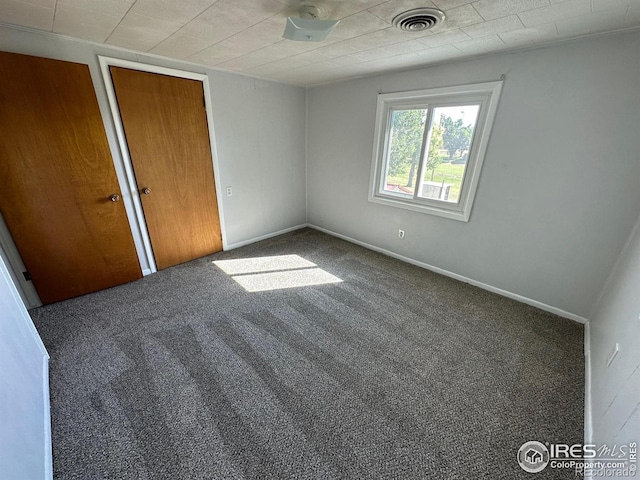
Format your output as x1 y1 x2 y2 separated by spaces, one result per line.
368 81 503 222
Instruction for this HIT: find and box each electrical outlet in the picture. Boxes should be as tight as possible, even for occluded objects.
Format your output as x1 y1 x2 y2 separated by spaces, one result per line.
398 229 405 239
606 343 620 368
226 186 232 196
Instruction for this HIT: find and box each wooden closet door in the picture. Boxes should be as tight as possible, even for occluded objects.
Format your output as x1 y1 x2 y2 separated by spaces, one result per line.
109 67 222 270
0 52 142 304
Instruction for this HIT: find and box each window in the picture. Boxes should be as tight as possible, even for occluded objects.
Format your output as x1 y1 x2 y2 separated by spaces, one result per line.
369 81 503 221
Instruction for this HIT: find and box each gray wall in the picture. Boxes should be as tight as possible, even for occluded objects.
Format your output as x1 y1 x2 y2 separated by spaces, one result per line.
588 213 640 457
0 255 51 479
306 30 640 319
208 71 307 246
0 26 307 265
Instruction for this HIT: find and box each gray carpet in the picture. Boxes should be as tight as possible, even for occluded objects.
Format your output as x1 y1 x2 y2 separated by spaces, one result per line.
30 228 584 479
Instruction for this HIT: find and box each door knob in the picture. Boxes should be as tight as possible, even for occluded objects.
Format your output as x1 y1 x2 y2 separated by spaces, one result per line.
109 194 120 202
142 187 152 195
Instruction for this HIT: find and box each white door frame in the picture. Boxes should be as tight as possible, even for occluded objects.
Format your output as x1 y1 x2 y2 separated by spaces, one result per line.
0 214 41 308
98 56 228 275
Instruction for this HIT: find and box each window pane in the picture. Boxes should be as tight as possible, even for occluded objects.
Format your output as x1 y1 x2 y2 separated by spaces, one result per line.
418 105 480 203
383 108 427 197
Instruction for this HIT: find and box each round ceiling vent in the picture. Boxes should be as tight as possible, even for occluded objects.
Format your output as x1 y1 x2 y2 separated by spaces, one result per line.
392 8 445 32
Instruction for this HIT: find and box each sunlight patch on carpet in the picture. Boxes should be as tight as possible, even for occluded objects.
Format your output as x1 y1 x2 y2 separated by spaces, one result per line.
213 255 342 292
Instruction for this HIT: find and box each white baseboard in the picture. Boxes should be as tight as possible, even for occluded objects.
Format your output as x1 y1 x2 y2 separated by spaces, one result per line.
224 224 308 251
142 268 153 276
308 224 589 324
42 356 53 480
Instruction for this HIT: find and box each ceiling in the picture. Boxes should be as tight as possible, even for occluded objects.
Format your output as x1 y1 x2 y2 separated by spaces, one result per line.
1 0 639 86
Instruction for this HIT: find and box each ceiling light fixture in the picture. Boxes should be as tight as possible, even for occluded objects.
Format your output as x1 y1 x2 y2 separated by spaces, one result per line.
282 4 339 42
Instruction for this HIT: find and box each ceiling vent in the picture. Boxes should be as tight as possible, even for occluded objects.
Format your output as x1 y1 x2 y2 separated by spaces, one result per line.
392 8 445 32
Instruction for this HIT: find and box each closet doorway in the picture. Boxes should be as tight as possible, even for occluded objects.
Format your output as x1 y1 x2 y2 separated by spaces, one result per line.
102 59 224 272
0 52 143 304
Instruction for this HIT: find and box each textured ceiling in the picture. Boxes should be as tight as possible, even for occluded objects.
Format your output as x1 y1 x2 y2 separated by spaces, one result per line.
1 0 639 86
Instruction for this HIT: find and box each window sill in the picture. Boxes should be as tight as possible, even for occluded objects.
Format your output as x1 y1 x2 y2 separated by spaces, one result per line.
368 194 471 222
